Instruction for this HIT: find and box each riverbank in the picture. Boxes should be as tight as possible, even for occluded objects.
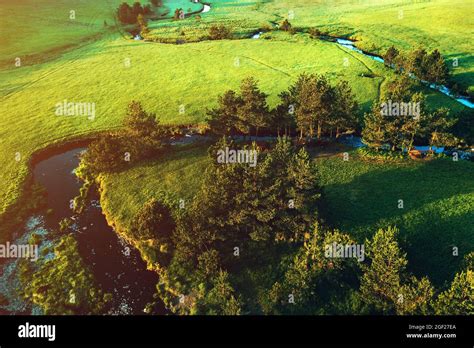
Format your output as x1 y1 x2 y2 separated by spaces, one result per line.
0 141 162 314
0 133 102 245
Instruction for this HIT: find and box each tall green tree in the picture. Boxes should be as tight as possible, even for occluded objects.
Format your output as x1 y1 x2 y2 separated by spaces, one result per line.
124 100 159 137
360 227 434 314
425 49 449 84
265 224 360 315
273 91 297 135
330 80 358 137
238 77 270 136
360 227 407 313
206 90 242 136
362 105 388 149
406 48 429 79
195 270 242 315
434 252 474 315
383 46 399 68
434 270 474 314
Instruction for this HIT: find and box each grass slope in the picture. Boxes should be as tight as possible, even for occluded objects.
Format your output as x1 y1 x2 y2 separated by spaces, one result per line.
1 32 388 215
99 144 209 232
0 0 122 67
259 0 474 90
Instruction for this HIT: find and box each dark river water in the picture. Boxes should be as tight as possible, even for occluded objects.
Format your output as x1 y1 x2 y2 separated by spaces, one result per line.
0 147 161 315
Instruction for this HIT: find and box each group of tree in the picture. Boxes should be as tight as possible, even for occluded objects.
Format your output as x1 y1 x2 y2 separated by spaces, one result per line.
117 1 154 25
362 76 459 152
207 74 359 139
21 235 112 314
383 46 450 85
208 24 232 40
131 136 321 314
125 135 473 315
79 101 165 175
280 74 358 139
265 224 473 315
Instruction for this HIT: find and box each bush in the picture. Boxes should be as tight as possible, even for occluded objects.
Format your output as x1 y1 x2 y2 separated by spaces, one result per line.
130 198 175 242
80 133 162 174
208 24 232 40
280 19 292 32
309 27 322 38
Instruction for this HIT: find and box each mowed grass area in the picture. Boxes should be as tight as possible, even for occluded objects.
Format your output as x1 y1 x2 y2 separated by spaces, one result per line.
100 143 474 286
315 153 474 286
1 31 390 215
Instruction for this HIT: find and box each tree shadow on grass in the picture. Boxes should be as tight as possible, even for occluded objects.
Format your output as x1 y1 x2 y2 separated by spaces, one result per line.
320 158 474 285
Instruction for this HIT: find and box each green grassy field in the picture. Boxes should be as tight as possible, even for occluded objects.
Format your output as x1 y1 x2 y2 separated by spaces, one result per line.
99 144 210 234
256 0 474 89
0 0 472 265
0 0 124 67
315 152 474 286
147 0 473 88
1 29 396 215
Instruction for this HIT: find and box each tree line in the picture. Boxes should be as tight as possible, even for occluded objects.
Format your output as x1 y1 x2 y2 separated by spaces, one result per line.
207 74 358 140
117 1 159 25
383 46 450 85
362 75 461 152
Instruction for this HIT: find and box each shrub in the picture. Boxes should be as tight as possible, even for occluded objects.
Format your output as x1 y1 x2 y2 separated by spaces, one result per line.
208 24 232 40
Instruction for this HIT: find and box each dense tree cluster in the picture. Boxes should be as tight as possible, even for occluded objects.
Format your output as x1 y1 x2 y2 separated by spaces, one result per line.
117 2 153 25
79 101 164 175
138 137 321 313
383 46 450 85
264 223 362 314
207 74 358 139
362 76 459 151
208 24 233 40
262 225 473 315
280 74 358 139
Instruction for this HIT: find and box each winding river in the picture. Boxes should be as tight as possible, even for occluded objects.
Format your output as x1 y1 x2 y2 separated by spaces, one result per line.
1 1 472 315
333 38 474 109
250 32 473 109
0 147 161 315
